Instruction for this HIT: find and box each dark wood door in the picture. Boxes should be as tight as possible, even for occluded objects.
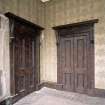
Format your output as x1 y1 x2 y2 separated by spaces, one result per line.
14 37 36 95
60 37 74 91
74 35 89 93
10 33 40 102
9 21 42 103
6 12 44 103
57 25 94 94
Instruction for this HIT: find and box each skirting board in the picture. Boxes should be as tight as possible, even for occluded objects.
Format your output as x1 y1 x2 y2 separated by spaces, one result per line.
38 82 105 98
94 88 105 97
1 82 105 105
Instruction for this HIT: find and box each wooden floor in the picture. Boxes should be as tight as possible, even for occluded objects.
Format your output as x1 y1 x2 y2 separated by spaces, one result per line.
14 87 105 105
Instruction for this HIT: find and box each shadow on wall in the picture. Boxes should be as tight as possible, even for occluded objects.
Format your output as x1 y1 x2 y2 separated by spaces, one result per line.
0 70 2 96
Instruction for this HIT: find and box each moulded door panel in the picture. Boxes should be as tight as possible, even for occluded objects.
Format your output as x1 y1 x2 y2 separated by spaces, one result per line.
74 35 89 93
14 37 36 96
61 37 74 91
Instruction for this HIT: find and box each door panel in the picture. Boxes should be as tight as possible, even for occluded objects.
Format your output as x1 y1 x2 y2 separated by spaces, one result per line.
61 37 74 91
15 38 25 94
74 35 89 93
24 38 35 92
14 37 36 96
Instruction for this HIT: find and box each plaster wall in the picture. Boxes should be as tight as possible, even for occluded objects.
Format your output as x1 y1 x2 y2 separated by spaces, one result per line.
40 0 105 89
0 0 45 27
0 15 10 101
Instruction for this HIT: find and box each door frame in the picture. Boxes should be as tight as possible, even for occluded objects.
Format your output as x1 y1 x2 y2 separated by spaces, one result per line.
5 12 44 102
53 19 98 94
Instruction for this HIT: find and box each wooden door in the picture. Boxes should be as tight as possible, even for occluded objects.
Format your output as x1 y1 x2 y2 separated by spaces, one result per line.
74 35 90 93
14 37 36 95
10 34 40 102
9 22 42 103
57 25 94 94
10 34 38 101
6 12 44 102
60 37 74 91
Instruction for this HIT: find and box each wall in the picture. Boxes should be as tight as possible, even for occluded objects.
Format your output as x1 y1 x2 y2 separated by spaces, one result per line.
0 0 45 26
40 0 105 89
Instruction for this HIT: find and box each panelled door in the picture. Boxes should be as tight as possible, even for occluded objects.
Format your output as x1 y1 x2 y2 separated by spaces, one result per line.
60 37 74 91
10 34 39 100
7 12 43 102
14 37 36 95
57 25 94 94
9 20 41 102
